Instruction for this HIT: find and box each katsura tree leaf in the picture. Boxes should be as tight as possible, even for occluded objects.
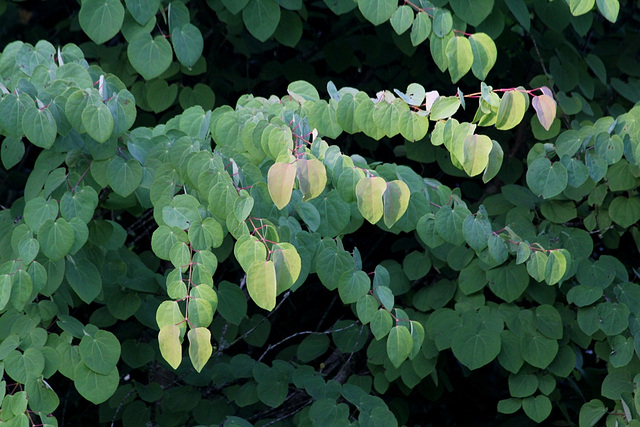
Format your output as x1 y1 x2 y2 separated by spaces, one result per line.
520 331 558 368
469 33 497 81
217 281 247 325
432 8 453 37
79 0 125 44
65 256 102 303
579 400 607 427
79 330 120 375
482 139 504 183
22 105 57 149
247 260 277 311
429 96 460 120
410 11 431 47
356 176 386 224
569 0 595 16
496 90 527 130
449 0 494 26
357 0 396 26
387 326 413 368
462 134 492 177
398 110 429 142
234 235 268 272
296 158 327 202
383 180 410 228
445 36 473 84
243 0 281 42
451 321 501 370
390 5 414 35
545 250 568 286
271 242 301 293
532 94 557 131
267 162 296 209
527 251 548 282
522 395 552 423
608 196 640 228
526 157 568 199
596 0 619 22
107 156 142 198
505 0 530 30
60 186 99 224
187 328 212 373
338 270 370 304
1 137 25 169
73 363 119 405
24 196 58 233
82 103 114 143
158 325 182 370
39 219 74 261
172 24 204 68
127 33 173 80
125 0 161 25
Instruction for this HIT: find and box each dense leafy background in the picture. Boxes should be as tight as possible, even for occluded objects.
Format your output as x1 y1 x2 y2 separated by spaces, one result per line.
0 0 639 426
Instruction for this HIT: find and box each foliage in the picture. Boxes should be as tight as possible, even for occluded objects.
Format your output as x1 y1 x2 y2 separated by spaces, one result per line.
0 0 640 426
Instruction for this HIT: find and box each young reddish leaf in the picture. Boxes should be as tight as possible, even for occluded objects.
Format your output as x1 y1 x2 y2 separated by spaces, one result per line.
267 162 296 209
356 176 386 224
158 325 182 370
383 180 410 228
532 94 556 131
247 260 277 311
296 158 327 202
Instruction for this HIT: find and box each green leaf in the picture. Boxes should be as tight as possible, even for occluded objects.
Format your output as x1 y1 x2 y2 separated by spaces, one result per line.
357 0 396 26
217 281 247 325
125 0 161 25
522 395 552 423
520 331 558 369
24 196 58 233
383 180 410 228
243 0 281 42
387 326 413 368
445 36 473 84
569 0 595 15
398 110 429 142
60 186 99 224
609 196 640 228
435 204 471 245
390 5 413 35
146 80 178 113
107 156 142 198
526 157 568 199
469 33 497 81
509 372 538 398
462 134 492 177
247 260 277 311
356 176 386 224
505 0 530 30
5 348 45 383
234 235 267 272
127 33 173 80
579 400 607 427
449 0 494 26
172 24 204 68
410 12 431 47
73 362 119 404
297 334 330 362
158 325 182 370
82 103 114 143
23 105 57 149
429 96 461 120
545 250 567 286
451 316 501 370
79 330 120 375
187 328 212 373
462 207 492 251
596 0 619 22
487 262 529 303
433 8 453 37
39 218 74 261
296 158 327 202
66 256 102 303
268 162 296 209
338 270 370 304
496 90 527 130
271 242 302 293
79 0 125 44
1 137 25 169
371 309 392 340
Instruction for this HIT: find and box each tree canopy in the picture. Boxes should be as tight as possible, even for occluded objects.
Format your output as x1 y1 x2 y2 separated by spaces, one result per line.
0 0 638 425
